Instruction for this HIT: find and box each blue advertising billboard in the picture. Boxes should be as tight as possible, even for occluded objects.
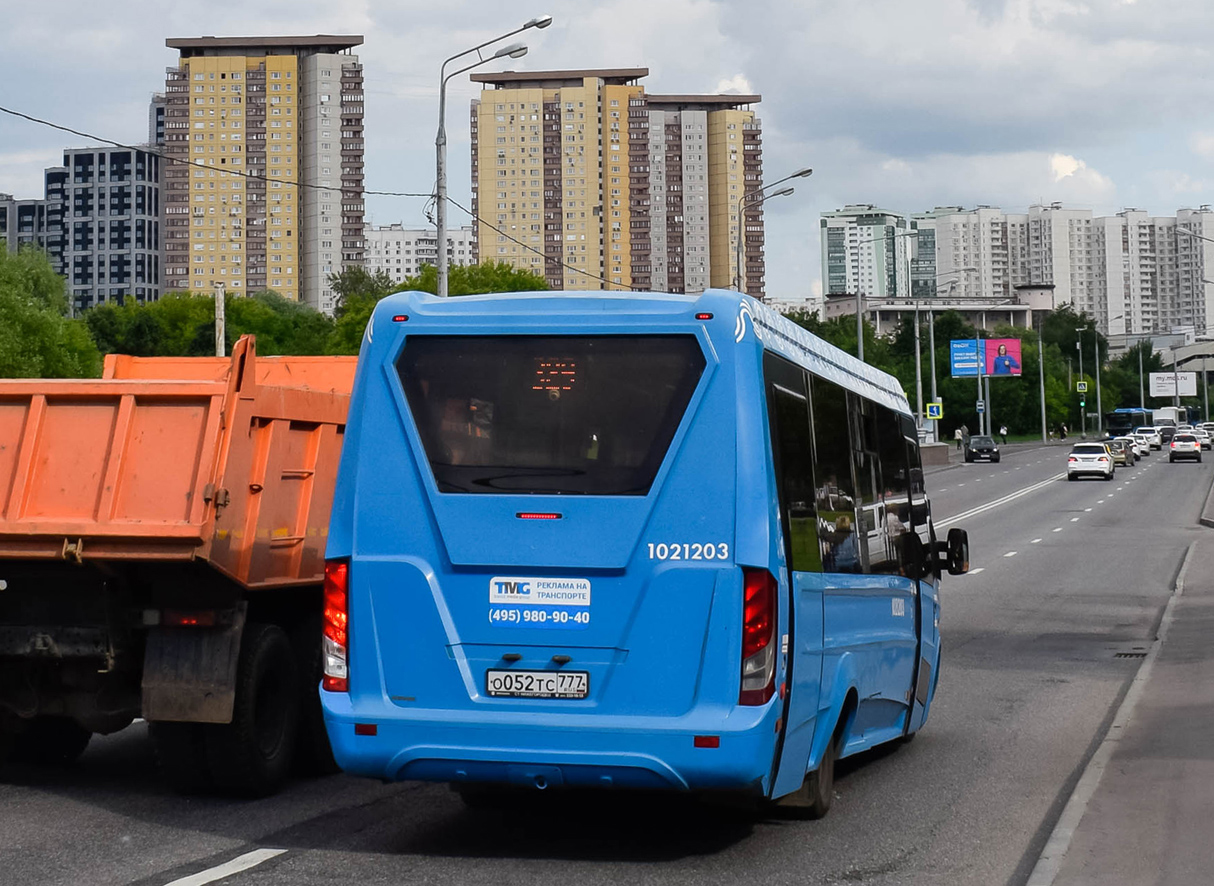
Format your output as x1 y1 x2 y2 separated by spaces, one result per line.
951 339 1023 377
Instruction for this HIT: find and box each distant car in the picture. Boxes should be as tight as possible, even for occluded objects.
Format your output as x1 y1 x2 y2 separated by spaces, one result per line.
1200 421 1214 435
1134 426 1162 450
1068 442 1115 480
1158 425 1177 444
1128 434 1151 458
1107 438 1135 467
1192 428 1212 450
1113 436 1142 462
1169 433 1202 463
965 435 1000 463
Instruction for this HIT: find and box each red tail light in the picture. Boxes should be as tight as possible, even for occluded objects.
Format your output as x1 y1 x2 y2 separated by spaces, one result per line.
322 559 349 692
739 568 777 705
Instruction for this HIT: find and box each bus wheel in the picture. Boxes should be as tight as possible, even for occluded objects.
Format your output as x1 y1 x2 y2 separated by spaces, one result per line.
776 734 837 820
205 623 300 797
150 721 213 794
13 717 92 765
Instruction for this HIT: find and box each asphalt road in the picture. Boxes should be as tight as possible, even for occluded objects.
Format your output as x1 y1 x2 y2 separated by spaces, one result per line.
1 441 1207 886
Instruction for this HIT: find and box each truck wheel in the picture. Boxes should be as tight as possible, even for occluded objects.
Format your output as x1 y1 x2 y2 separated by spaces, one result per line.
150 721 213 794
13 717 92 765
205 623 299 797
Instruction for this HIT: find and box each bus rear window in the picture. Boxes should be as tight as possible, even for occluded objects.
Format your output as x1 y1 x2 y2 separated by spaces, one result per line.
397 335 705 495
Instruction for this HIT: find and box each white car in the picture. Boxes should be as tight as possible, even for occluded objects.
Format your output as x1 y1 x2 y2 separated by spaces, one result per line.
1169 433 1202 462
1068 443 1115 480
1134 426 1162 450
1129 434 1151 457
1193 427 1212 450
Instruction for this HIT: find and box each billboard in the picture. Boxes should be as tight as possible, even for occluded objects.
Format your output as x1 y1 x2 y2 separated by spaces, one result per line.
950 338 1023 377
1149 371 1197 397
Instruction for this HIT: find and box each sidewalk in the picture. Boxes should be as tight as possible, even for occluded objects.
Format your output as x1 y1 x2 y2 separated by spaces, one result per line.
923 438 1066 474
1040 536 1214 886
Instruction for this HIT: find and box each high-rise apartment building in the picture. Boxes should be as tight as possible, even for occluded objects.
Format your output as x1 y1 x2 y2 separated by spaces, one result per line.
2 146 160 310
822 203 1214 336
364 223 475 285
469 69 763 296
161 36 365 314
820 205 915 299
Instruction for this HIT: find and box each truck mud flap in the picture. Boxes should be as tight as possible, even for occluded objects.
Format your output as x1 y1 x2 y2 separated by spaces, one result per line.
142 606 246 724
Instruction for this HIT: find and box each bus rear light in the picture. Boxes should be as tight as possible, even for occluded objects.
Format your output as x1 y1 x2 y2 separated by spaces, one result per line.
740 568 777 705
322 559 349 692
693 735 720 748
516 512 563 520
695 312 714 320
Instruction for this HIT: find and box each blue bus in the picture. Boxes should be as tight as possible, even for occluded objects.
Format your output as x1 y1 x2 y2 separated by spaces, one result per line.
321 290 968 816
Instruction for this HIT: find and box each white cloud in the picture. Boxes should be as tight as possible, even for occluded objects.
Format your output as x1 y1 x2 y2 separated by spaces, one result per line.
714 74 753 94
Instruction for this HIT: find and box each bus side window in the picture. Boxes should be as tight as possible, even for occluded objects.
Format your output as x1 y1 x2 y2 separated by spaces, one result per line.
811 376 860 574
849 395 880 572
770 385 819 573
868 405 911 574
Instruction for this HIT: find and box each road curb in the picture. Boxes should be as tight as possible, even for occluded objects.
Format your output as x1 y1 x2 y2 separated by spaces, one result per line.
1199 468 1214 528
1024 541 1196 886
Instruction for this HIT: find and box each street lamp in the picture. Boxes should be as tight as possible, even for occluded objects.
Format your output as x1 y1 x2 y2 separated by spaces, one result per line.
436 16 552 297
922 268 977 440
851 227 920 361
734 167 811 294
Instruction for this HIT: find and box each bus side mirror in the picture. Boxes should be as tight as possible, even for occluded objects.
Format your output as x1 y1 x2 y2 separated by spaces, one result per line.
946 528 969 575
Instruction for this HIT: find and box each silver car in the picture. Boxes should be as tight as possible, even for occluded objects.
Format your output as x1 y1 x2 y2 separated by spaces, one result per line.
1134 426 1162 450
1169 433 1202 463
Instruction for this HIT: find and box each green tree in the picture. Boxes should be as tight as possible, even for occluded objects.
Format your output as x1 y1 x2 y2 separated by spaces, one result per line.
0 248 100 378
328 267 397 317
325 262 549 356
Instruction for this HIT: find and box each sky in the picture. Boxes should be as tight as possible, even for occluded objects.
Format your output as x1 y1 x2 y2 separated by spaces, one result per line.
3 0 1213 304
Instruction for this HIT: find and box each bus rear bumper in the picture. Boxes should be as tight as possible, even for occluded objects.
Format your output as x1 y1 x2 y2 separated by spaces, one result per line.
322 696 777 793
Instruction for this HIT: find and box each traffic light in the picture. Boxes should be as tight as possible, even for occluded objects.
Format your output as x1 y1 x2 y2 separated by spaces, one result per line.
1080 399 1086 407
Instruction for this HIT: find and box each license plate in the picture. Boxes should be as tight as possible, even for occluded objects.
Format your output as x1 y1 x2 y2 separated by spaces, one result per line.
486 669 589 699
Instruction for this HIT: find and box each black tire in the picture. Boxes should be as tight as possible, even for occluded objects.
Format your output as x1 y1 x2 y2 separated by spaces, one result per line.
0 728 15 770
12 717 92 765
1067 474 1075 481
291 623 340 777
205 623 300 798
1170 455 1176 463
150 721 213 794
777 731 839 820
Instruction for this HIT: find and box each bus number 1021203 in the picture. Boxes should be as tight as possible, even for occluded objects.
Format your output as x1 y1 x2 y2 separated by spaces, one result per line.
647 542 729 561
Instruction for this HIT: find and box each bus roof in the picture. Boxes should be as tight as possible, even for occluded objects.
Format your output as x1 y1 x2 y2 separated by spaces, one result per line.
370 289 912 417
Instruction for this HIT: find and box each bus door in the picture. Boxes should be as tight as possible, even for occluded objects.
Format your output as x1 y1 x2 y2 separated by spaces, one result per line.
763 358 826 800
834 397 918 749
903 423 938 734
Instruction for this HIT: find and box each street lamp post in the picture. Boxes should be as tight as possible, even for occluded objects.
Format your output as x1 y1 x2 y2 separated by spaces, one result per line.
1093 329 1103 437
734 167 811 294
436 16 552 298
851 226 920 362
1077 339 1085 438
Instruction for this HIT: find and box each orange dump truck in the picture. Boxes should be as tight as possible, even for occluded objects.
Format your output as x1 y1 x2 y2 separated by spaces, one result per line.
0 337 355 795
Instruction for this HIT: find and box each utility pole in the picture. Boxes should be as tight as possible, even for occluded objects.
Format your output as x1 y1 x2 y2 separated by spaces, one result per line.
1138 344 1145 411
856 292 864 361
1094 330 1103 437
214 282 226 358
914 302 923 431
1039 325 1047 443
928 308 938 443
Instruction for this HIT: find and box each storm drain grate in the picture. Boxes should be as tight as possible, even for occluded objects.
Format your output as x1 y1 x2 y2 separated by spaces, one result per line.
1114 651 1148 659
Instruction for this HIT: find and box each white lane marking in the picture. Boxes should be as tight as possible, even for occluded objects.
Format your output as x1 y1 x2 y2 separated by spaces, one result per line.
1031 538 1042 544
164 849 288 886
1071 517 1080 522
968 567 985 575
1004 551 1018 558
1026 543 1196 886
1084 508 1092 512
936 473 1065 527
1097 500 1105 504
976 479 983 483
1053 527 1063 532
958 483 966 487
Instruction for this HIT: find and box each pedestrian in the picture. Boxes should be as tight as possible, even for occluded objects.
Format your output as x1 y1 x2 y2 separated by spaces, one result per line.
999 424 1008 444
961 423 971 448
954 427 963 451
1060 423 1068 441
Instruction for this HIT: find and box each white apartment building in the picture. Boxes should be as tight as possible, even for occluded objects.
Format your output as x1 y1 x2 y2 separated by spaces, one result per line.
364 224 475 285
823 203 1214 336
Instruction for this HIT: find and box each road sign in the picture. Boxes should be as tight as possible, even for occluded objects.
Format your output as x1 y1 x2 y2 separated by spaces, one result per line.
1076 381 1088 393
976 400 985 414
927 402 943 420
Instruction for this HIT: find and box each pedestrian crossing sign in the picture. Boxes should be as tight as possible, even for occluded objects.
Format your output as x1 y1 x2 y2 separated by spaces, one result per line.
927 402 943 419
1076 381 1088 393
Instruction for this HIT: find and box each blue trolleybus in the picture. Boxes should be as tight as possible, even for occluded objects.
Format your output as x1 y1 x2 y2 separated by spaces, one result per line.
321 290 968 816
